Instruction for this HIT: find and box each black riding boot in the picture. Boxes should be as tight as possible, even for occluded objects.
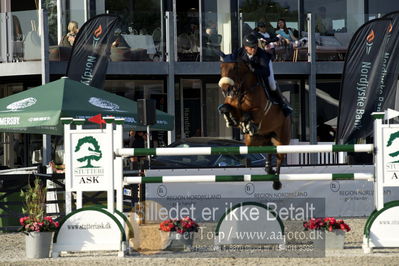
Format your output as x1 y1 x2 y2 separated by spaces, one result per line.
270 89 293 117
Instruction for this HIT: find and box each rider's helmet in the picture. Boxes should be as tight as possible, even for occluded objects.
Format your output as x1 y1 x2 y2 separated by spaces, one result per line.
243 34 258 48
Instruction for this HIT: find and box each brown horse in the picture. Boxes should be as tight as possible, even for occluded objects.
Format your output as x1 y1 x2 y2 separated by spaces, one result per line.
218 60 291 190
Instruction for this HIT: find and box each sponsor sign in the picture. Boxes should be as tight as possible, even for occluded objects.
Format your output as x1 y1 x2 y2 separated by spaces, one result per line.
71 133 107 191
368 205 399 247
88 97 126 112
146 181 399 218
383 126 399 186
6 97 37 111
53 208 125 253
0 117 20 125
337 18 392 143
66 14 121 89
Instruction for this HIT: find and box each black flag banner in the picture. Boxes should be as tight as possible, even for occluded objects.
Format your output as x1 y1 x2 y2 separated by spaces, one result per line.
66 14 121 89
378 11 399 112
336 18 392 144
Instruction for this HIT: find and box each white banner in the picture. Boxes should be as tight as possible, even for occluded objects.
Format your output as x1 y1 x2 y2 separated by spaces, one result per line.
146 181 399 218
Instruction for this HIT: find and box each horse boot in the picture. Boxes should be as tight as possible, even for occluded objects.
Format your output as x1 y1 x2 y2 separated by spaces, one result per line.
270 89 293 117
218 104 238 127
241 112 258 136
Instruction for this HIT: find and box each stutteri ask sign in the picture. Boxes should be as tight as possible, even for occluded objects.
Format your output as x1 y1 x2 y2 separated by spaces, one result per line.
383 126 399 187
71 132 109 191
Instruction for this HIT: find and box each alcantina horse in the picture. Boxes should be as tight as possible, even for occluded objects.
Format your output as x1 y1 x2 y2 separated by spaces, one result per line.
218 59 291 190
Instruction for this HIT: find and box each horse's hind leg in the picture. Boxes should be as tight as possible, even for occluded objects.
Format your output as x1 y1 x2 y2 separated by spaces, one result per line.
271 138 286 190
272 153 285 190
265 153 273 174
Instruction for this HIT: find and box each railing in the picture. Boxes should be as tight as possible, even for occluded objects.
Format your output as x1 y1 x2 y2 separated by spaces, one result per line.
1 9 386 64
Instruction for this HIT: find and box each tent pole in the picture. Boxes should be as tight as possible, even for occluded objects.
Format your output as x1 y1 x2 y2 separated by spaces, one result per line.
40 5 51 166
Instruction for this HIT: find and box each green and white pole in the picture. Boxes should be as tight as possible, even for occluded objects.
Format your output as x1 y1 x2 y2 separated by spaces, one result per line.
116 144 374 157
124 172 373 185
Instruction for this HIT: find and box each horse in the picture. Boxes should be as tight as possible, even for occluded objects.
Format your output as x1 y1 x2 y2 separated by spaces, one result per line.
218 59 291 190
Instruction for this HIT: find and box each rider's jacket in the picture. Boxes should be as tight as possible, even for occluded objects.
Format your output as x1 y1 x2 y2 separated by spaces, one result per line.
233 47 273 90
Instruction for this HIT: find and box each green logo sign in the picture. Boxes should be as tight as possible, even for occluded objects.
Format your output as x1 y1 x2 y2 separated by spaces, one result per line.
387 131 399 163
74 136 102 168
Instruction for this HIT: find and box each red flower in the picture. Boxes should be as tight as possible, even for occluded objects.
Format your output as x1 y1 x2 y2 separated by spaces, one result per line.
159 217 199 234
18 216 59 233
303 217 350 232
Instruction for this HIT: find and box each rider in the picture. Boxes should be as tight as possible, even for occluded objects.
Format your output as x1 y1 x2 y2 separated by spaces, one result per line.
233 34 292 116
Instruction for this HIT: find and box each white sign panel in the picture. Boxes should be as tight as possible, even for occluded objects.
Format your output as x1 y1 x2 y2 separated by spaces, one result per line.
71 132 108 191
53 209 124 253
383 125 399 187
369 206 399 247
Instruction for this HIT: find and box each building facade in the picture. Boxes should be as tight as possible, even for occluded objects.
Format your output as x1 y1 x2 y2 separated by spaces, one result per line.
0 0 397 167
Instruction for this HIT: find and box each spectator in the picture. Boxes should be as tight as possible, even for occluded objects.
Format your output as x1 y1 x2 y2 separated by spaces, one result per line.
253 21 280 59
316 6 334 36
275 18 299 47
203 22 222 61
128 129 136 148
254 21 279 44
59 21 79 47
129 131 146 169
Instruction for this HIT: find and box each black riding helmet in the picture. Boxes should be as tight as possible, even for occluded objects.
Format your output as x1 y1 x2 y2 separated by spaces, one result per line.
243 34 258 48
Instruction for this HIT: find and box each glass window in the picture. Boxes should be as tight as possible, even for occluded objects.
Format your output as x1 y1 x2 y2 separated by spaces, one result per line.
202 0 232 61
239 0 299 39
103 79 168 147
175 0 200 61
302 0 365 61
45 0 58 46
93 0 164 61
204 82 231 138
239 0 299 61
368 0 399 19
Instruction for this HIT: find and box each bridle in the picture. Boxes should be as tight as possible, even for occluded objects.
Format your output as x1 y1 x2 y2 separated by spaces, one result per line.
221 62 262 105
221 61 273 120
221 62 249 103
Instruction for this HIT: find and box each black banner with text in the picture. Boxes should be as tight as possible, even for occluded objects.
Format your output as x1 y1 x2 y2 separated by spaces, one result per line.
337 18 392 143
66 14 121 89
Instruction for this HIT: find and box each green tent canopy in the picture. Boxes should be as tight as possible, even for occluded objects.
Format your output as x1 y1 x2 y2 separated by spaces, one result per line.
0 77 174 135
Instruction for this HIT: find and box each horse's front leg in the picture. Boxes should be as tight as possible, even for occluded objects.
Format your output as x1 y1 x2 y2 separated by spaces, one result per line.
218 104 239 128
239 112 258 136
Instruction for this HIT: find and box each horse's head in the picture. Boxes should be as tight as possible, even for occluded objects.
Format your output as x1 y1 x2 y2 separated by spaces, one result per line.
219 62 248 97
218 57 255 99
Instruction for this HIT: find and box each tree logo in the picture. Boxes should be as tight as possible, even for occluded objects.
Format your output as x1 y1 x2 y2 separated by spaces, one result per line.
74 136 102 168
386 131 399 163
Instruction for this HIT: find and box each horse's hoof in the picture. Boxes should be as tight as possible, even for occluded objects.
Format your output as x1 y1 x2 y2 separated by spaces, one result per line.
273 181 282 190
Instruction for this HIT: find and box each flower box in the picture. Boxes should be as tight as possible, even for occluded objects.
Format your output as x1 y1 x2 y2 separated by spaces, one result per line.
19 178 60 258
314 230 345 250
159 217 199 251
